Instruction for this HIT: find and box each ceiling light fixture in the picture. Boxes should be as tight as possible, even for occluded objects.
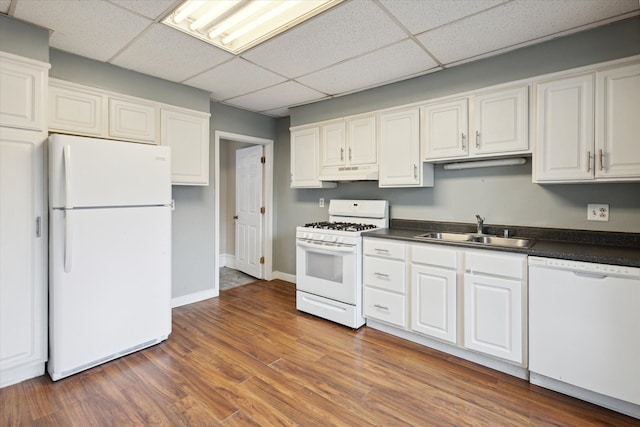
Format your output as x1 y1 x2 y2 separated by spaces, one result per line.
164 0 343 54
443 158 527 170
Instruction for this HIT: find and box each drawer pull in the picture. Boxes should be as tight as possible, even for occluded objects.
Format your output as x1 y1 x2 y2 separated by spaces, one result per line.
373 304 389 310
374 272 389 278
374 248 389 253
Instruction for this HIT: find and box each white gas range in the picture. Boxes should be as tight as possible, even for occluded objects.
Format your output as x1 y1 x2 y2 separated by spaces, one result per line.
295 199 389 328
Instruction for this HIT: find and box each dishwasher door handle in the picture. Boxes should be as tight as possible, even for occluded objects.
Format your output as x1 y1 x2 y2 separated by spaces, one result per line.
573 271 608 279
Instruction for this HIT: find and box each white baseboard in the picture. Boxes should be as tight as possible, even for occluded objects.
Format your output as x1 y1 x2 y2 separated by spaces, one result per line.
220 253 235 268
171 288 218 308
272 271 296 283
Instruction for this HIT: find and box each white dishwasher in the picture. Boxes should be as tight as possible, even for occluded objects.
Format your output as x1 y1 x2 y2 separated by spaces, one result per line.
528 256 640 419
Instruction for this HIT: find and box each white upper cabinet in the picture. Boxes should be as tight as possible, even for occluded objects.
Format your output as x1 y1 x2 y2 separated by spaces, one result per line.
534 60 640 183
378 107 434 187
534 73 595 182
346 114 377 166
320 120 345 167
0 52 49 132
318 114 377 180
160 108 210 186
291 126 336 188
422 85 529 162
422 98 469 160
109 97 158 144
49 79 106 136
472 86 529 155
595 62 640 179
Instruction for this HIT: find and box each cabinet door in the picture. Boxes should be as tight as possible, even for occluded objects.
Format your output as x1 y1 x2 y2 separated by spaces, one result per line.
411 264 457 344
534 74 594 182
422 98 468 160
109 98 158 143
595 62 640 179
49 81 106 136
160 109 209 185
472 86 528 155
463 273 523 364
0 129 47 387
346 114 376 166
379 107 432 187
0 53 48 132
291 127 336 188
320 120 345 167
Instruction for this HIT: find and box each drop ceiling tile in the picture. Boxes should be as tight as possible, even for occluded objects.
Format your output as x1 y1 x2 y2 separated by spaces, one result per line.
262 107 291 118
184 58 286 101
298 40 439 96
225 81 327 113
379 0 507 34
242 0 408 78
13 0 152 62
112 24 233 82
418 0 640 65
107 0 178 20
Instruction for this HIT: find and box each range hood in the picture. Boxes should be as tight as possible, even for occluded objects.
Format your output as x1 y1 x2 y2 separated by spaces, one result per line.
319 164 379 181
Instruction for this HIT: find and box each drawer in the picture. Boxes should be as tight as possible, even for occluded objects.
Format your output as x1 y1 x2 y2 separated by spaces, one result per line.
411 244 458 269
465 250 526 280
363 256 405 293
364 287 406 328
364 238 405 260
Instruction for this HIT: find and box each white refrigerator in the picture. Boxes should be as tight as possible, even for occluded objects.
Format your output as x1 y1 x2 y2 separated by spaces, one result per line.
48 134 172 381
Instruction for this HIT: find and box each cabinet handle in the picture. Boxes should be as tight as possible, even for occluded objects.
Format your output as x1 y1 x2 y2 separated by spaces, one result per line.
373 304 389 310
461 133 466 150
475 131 480 149
348 147 352 161
413 164 418 179
374 272 389 278
586 151 592 172
374 248 389 253
36 216 42 238
340 147 344 161
599 149 605 171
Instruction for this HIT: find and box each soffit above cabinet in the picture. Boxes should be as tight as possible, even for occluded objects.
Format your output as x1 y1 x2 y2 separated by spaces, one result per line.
8 0 639 117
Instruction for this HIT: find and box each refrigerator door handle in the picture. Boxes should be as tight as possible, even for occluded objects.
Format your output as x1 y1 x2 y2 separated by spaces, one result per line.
64 211 73 273
63 144 73 209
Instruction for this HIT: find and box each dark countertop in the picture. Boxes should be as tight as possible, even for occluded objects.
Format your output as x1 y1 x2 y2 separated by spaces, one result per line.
362 220 640 268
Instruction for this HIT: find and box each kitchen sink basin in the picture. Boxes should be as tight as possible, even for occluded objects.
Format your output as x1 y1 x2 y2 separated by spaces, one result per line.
415 232 534 248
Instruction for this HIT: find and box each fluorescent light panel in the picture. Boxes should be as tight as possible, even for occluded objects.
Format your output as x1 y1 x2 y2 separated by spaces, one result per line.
164 0 342 54
443 158 527 170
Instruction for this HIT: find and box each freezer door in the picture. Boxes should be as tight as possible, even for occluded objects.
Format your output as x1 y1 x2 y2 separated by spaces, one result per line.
49 134 171 209
48 206 171 379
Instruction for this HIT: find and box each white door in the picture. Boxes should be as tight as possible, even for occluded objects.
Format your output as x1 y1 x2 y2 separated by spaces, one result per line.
378 107 421 186
235 145 264 279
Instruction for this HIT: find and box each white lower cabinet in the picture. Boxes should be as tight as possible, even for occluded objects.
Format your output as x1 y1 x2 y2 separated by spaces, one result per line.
363 238 407 328
463 250 527 364
410 244 459 344
0 128 48 388
364 237 528 374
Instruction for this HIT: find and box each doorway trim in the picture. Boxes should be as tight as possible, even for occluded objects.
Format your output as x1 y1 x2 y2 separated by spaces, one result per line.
214 130 274 296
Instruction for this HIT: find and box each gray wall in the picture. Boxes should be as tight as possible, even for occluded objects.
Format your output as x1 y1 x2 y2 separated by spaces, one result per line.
273 17 640 276
0 14 49 62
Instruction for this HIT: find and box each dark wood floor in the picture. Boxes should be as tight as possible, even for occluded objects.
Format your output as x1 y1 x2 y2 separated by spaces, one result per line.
1 280 636 426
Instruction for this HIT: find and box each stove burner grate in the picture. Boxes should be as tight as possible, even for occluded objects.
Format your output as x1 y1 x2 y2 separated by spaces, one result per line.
302 221 378 232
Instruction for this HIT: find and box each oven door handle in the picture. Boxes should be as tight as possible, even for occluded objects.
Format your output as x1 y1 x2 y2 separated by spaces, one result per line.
296 240 356 254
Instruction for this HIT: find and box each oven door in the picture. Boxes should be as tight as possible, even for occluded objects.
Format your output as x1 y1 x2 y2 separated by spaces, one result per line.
296 239 357 304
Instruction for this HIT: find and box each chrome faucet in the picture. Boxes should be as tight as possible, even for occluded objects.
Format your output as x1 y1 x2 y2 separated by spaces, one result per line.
475 215 485 234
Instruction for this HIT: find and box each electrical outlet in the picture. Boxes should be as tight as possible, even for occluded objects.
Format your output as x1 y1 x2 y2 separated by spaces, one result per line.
319 198 324 208
587 204 609 221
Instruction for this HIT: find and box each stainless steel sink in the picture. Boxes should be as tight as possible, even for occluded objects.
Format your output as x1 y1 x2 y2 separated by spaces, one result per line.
415 231 534 248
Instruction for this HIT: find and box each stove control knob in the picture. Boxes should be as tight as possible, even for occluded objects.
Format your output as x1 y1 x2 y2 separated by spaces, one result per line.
327 236 337 243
